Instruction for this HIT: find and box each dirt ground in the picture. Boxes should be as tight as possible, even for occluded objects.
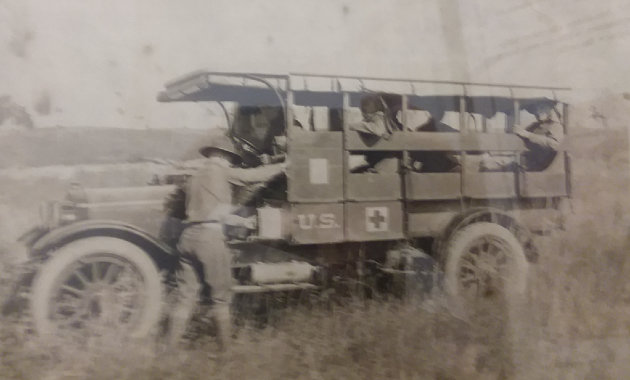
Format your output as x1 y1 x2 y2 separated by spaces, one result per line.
0 127 629 379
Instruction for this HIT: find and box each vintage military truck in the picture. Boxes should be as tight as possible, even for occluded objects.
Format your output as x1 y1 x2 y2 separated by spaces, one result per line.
13 71 571 338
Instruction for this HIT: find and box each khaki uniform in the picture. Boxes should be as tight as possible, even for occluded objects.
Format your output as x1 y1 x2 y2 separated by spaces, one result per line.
179 159 285 302
177 158 284 345
520 119 563 171
349 95 400 173
480 119 563 172
349 94 399 138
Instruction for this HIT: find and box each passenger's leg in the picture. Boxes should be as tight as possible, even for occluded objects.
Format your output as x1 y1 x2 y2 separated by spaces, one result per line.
373 155 399 173
464 153 516 171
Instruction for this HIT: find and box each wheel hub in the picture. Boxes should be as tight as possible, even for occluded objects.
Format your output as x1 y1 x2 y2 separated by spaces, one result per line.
49 255 145 331
459 235 510 299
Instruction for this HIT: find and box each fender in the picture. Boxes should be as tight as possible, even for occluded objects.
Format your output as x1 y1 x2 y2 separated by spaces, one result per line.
434 207 538 263
2 220 179 317
29 219 179 270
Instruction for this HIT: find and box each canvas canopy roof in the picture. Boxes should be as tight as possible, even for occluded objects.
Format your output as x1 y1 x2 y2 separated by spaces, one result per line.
157 70 568 117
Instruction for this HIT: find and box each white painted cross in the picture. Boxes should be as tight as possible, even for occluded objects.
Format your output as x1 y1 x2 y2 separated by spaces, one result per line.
309 158 329 184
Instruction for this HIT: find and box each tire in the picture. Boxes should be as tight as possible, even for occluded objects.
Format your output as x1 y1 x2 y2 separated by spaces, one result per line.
30 237 163 339
443 222 528 308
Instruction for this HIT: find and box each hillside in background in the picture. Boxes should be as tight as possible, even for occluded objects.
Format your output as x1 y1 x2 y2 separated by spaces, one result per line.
0 127 208 169
0 100 627 169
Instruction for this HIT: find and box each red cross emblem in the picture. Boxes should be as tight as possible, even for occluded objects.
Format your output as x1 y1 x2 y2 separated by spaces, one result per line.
366 207 388 232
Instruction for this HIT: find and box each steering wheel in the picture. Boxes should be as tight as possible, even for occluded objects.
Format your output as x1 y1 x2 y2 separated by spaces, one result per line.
232 136 265 166
233 136 261 155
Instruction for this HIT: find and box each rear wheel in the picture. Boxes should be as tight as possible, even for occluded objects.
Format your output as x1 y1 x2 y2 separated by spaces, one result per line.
30 237 163 339
443 222 528 314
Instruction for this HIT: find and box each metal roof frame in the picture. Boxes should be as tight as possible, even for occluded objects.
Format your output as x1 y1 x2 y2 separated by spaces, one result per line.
157 70 570 114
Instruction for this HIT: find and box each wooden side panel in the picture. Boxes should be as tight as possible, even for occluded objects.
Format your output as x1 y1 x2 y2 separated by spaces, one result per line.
346 131 525 152
519 173 567 197
287 131 343 202
405 173 461 200
407 211 457 236
345 201 404 241
519 155 568 197
346 173 401 201
463 172 516 198
289 129 343 148
289 203 344 244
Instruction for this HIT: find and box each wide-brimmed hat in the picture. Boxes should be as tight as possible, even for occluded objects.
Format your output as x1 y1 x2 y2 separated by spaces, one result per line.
522 98 557 114
199 132 242 163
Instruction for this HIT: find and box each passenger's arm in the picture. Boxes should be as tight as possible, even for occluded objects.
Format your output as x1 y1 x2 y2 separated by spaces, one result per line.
223 214 256 229
228 162 286 184
349 111 392 138
515 122 563 151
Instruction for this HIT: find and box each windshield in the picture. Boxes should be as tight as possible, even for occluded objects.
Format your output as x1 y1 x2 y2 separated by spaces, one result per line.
232 105 285 155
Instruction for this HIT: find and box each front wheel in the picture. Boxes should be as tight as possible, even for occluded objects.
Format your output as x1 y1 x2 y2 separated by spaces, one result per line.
443 222 528 313
30 237 163 339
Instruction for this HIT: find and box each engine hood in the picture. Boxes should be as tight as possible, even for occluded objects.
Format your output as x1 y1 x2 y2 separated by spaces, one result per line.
67 185 177 205
64 185 179 237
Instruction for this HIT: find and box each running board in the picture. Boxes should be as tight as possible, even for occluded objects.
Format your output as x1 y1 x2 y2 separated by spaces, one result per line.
232 283 317 293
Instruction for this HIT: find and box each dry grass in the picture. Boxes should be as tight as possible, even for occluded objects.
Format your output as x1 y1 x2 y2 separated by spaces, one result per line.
0 299 514 380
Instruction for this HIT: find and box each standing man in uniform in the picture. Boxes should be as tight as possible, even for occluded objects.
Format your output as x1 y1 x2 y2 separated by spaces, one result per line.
178 132 286 349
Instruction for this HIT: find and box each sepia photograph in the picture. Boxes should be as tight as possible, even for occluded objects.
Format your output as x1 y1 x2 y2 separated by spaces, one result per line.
1 1 630 379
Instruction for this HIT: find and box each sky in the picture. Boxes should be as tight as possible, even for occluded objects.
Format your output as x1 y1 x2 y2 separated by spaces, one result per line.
1 0 629 129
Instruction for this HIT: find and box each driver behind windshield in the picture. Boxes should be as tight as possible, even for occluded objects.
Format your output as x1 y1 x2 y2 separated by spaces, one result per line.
234 106 284 155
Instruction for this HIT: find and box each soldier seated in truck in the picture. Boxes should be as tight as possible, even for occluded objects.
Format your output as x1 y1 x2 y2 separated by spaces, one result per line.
414 108 458 133
232 106 284 164
349 93 399 139
179 132 286 349
348 93 402 173
409 108 461 173
479 101 563 172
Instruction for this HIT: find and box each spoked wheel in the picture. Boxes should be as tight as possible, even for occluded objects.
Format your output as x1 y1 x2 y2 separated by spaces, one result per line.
444 223 528 316
30 237 163 339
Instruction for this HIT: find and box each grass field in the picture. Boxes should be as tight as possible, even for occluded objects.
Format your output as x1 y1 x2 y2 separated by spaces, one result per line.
0 127 629 379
